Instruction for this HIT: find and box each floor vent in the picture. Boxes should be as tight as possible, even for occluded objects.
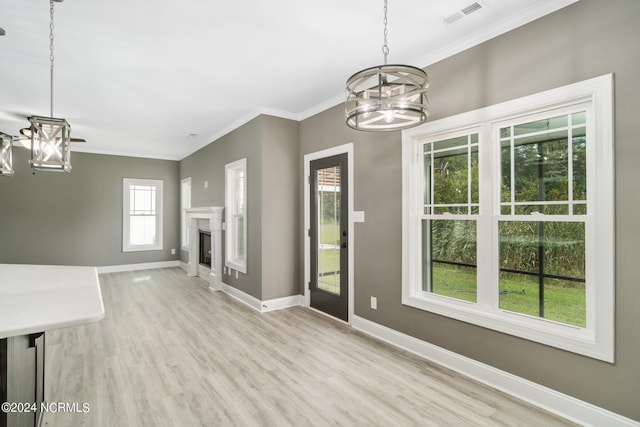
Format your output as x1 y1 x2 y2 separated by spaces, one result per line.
444 1 486 25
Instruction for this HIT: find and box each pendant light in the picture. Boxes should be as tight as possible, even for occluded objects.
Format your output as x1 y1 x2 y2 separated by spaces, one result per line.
345 0 429 132
1 27 13 176
28 0 72 172
0 133 14 176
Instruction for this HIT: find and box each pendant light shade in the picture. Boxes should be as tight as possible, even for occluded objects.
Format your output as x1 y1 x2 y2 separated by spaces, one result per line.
0 132 14 176
28 0 73 173
345 0 429 132
346 64 429 131
28 115 72 172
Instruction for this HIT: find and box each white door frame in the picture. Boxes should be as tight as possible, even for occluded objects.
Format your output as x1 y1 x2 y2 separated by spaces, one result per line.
304 143 354 324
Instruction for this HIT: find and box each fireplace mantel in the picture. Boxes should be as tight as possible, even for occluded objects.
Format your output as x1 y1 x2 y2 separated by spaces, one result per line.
185 207 224 291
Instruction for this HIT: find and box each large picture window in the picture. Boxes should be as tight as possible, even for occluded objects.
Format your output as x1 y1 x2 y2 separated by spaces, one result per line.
225 158 247 273
402 75 614 361
123 178 163 252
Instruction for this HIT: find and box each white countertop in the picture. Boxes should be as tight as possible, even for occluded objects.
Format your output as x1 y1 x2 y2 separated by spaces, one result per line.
0 264 105 339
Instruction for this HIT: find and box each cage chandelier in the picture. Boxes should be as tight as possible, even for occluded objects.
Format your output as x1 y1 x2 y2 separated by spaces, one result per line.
345 0 429 132
28 0 73 173
0 133 14 176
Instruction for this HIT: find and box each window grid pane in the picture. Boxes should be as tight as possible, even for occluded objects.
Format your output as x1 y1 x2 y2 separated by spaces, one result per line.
422 219 477 303
500 112 587 216
236 170 245 214
423 133 479 215
130 185 156 216
130 216 156 246
498 220 586 327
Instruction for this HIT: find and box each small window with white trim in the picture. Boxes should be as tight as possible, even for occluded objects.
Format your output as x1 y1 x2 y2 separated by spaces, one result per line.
225 158 247 273
123 178 163 252
402 75 614 362
181 177 192 250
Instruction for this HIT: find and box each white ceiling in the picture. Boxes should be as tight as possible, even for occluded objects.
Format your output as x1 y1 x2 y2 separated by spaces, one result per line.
0 0 577 160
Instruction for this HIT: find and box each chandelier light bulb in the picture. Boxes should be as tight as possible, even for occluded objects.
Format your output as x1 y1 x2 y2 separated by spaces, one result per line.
384 110 395 123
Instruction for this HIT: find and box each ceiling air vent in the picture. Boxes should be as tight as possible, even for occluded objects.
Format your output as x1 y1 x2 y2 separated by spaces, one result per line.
461 2 483 15
443 1 486 25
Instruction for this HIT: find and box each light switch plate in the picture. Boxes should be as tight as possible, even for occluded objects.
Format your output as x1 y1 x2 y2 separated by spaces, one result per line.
353 211 365 223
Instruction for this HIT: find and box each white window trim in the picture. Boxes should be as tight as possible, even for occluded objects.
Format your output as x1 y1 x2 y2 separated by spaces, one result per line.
402 74 614 362
122 178 164 252
181 177 192 251
225 158 247 274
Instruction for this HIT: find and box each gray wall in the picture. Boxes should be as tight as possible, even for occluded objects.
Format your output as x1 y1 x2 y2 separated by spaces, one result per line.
180 117 263 298
299 0 640 420
261 116 300 300
0 148 180 266
179 115 300 301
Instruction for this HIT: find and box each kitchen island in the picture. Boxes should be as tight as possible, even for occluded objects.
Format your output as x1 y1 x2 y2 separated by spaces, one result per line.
0 264 105 427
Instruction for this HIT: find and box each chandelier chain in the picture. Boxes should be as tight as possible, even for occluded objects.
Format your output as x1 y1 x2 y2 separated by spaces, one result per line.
49 0 55 117
382 0 389 64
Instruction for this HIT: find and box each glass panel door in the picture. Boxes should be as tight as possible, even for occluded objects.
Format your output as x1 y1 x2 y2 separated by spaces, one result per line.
310 153 348 321
317 166 341 295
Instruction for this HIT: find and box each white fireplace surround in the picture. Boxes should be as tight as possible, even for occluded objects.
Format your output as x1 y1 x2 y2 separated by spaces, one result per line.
185 207 224 291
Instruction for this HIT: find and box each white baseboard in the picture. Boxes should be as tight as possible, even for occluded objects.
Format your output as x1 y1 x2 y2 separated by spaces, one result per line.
260 294 304 312
97 260 180 274
178 261 188 271
216 282 302 313
216 282 263 311
351 315 639 427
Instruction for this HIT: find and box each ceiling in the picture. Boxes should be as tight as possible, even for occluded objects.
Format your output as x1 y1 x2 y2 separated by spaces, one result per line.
0 0 577 161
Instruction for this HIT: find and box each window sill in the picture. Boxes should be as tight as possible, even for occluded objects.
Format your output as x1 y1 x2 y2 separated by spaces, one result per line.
123 245 163 253
401 290 612 362
225 260 246 274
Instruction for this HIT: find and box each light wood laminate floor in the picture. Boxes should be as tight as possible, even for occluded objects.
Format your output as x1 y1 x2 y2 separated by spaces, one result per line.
43 268 574 426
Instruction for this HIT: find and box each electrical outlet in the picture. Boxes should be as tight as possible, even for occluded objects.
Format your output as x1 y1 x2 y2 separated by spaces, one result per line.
370 296 377 310
171 248 175 255
235 270 239 279
204 180 209 189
